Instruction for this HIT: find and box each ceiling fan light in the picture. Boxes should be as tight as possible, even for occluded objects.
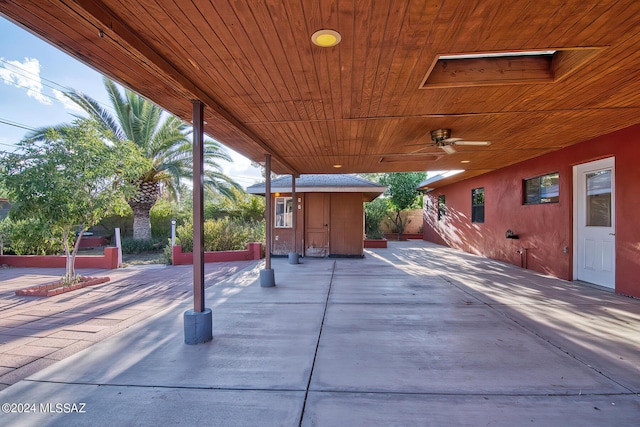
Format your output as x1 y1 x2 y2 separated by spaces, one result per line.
430 129 451 141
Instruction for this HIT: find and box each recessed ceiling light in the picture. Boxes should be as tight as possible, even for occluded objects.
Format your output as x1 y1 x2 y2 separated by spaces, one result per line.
460 160 471 164
333 164 342 168
311 29 341 47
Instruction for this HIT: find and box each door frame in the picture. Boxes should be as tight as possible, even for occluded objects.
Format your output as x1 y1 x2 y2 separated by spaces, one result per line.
572 156 615 287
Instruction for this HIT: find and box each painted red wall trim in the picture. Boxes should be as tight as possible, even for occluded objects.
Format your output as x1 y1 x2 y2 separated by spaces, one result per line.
0 247 119 269
423 124 640 298
172 243 263 265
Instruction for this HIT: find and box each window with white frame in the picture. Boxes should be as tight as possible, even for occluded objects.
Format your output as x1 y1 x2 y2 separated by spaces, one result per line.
275 197 293 228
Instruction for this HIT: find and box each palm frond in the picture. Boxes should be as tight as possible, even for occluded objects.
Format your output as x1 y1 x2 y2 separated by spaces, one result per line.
22 76 240 206
203 170 243 197
63 88 124 141
203 140 233 163
148 117 190 158
104 78 135 142
131 96 162 149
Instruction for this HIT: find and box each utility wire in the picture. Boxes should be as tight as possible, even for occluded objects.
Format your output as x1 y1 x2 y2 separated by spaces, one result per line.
0 117 36 131
1 61 259 173
0 57 117 114
0 57 69 91
1 80 77 110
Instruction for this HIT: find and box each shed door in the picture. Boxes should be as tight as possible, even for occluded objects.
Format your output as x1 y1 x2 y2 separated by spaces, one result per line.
330 193 364 256
305 193 329 257
574 157 615 289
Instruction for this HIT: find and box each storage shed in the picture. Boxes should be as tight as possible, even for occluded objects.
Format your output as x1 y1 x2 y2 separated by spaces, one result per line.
248 175 385 257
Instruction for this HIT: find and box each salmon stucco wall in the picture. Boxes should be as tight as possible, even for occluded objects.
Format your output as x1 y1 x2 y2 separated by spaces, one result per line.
423 125 640 297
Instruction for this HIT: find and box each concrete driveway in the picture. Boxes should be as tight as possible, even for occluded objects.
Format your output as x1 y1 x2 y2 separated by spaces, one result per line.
0 241 638 426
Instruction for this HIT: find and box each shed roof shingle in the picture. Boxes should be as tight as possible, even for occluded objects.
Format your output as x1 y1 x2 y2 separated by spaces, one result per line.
247 174 386 201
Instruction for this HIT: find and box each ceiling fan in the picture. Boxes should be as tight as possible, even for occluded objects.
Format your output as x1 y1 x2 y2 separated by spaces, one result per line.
412 129 491 154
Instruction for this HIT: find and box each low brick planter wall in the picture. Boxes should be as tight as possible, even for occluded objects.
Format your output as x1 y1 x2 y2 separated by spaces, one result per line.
172 242 263 265
383 233 424 241
0 247 119 270
364 239 387 248
15 276 110 297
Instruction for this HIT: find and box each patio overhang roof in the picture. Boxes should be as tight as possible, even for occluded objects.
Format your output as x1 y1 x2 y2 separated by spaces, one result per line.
2 1 640 185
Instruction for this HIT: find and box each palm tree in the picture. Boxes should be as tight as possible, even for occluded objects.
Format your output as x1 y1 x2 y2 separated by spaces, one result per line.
25 77 240 240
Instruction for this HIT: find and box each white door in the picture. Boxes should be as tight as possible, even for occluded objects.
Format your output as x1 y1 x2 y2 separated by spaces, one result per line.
574 157 615 289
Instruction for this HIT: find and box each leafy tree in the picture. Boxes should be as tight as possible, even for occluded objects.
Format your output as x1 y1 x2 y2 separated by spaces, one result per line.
357 172 385 183
1 119 150 284
0 180 8 198
227 191 265 222
207 187 265 222
250 161 281 180
379 172 426 240
25 77 240 240
364 197 389 239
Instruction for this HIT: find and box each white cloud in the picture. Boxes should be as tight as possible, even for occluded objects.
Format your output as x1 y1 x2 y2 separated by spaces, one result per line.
221 148 263 188
0 57 52 105
52 88 83 112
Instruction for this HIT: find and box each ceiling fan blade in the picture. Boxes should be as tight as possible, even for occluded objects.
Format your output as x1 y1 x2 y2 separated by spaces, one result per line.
440 145 457 154
443 137 463 144
453 140 491 146
454 141 491 147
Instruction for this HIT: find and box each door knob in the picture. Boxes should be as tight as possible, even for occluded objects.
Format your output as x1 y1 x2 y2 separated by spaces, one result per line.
609 233 615 236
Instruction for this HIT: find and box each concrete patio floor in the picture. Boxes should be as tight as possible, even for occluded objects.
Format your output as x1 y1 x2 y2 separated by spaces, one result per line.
0 261 256 388
0 240 638 426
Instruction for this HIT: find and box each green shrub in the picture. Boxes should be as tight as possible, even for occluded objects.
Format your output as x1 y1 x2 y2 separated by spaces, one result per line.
226 193 265 222
176 222 193 253
150 199 190 239
204 190 265 222
365 197 389 239
98 210 133 238
0 217 65 255
366 228 385 240
176 218 265 253
120 237 167 254
204 202 226 220
162 238 173 265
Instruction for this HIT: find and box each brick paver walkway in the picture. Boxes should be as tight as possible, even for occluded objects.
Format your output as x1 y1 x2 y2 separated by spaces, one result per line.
0 261 257 390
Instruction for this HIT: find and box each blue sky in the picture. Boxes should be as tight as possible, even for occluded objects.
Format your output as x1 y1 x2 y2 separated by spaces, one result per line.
0 16 262 188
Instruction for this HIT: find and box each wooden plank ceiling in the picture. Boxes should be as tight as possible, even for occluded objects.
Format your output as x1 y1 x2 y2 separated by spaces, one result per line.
2 1 640 185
